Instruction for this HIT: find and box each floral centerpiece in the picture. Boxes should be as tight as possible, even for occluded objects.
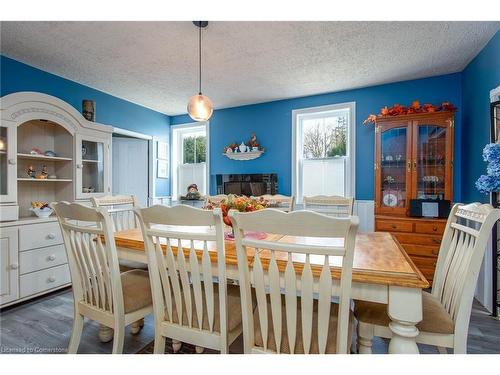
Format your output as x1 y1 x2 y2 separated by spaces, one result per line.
205 194 269 226
476 143 500 194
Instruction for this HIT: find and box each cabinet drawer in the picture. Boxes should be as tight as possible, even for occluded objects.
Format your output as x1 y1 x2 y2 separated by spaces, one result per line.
19 244 68 275
376 220 413 233
19 222 63 251
414 222 445 235
401 243 439 258
393 233 442 246
20 264 70 298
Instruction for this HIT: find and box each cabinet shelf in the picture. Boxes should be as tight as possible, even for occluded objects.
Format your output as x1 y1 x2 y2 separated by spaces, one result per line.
82 159 102 163
17 178 73 182
17 153 72 162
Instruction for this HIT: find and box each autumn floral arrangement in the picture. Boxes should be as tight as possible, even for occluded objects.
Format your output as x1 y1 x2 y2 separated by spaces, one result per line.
363 100 457 125
205 194 269 227
476 143 500 194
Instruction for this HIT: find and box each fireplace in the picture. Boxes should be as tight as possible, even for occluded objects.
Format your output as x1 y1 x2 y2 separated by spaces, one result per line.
216 174 278 196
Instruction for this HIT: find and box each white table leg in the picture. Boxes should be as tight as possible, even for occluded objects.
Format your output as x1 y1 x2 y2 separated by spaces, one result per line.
387 286 422 354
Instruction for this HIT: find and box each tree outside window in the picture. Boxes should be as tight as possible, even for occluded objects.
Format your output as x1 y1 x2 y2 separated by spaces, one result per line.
303 115 347 159
183 135 206 164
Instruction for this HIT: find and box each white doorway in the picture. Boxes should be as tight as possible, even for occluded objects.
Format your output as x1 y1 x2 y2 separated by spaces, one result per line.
112 128 153 207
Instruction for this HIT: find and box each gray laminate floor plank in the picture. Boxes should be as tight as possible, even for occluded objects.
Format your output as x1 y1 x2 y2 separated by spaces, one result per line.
1 288 499 354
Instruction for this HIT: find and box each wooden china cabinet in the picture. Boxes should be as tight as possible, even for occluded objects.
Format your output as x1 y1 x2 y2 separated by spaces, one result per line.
374 111 455 285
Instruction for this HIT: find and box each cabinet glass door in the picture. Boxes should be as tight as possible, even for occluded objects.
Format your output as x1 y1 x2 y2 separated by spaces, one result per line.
0 124 16 202
81 139 105 195
377 125 411 214
0 126 8 196
414 124 450 200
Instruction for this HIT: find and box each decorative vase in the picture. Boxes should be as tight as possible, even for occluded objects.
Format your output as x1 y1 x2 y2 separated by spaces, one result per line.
239 142 247 153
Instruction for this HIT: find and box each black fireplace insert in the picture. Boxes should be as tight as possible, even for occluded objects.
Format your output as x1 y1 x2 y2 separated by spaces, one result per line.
216 174 278 196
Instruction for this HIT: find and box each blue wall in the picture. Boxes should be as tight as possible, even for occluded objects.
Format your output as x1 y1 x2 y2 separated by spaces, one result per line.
172 74 463 200
461 31 500 203
0 55 171 196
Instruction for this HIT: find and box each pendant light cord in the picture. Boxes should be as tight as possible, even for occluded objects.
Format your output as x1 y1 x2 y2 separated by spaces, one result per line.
199 24 202 95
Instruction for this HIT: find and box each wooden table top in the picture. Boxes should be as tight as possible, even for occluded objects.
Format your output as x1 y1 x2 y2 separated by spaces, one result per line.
114 227 429 289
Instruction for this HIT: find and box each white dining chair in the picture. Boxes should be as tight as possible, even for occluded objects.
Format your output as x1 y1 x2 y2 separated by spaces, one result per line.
355 202 500 354
303 195 354 217
91 194 149 341
135 204 243 354
91 194 138 232
255 194 296 212
52 202 153 354
229 208 359 353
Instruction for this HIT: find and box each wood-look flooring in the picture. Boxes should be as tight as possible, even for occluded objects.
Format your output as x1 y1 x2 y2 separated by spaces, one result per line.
1 288 499 354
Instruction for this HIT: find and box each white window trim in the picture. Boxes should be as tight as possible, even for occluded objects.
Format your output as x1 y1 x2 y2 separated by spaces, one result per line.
292 102 356 203
170 121 210 200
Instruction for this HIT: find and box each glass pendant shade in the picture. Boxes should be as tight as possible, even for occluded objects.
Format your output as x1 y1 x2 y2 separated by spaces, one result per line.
187 94 213 121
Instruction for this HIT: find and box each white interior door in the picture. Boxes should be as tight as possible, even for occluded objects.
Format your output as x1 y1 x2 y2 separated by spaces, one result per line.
112 136 149 207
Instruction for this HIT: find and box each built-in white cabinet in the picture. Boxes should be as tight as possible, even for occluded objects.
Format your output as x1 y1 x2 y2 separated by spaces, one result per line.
75 134 111 199
0 123 17 204
0 92 113 307
0 227 19 305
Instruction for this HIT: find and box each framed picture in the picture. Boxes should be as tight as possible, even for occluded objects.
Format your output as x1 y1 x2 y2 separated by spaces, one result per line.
157 141 168 160
157 160 169 179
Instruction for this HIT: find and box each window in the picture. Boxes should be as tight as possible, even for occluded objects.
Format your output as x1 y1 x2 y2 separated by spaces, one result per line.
292 102 355 203
171 122 209 199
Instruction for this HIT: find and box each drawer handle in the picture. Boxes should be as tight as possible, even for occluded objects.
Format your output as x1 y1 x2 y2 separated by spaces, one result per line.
391 225 397 229
432 249 439 256
8 158 16 165
432 238 441 244
47 233 56 239
10 263 19 270
48 254 56 261
48 276 56 283
432 226 438 232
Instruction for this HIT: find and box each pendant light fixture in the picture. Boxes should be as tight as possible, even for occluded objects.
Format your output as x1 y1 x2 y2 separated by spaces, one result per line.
187 21 213 122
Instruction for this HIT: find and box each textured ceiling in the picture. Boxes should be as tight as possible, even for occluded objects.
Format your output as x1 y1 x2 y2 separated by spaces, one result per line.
1 21 498 115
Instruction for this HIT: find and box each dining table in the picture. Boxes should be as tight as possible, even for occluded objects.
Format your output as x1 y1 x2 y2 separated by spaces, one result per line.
107 227 429 354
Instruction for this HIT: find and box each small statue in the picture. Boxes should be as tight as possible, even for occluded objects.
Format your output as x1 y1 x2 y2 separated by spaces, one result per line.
27 165 36 178
184 183 201 200
247 133 259 150
36 165 48 179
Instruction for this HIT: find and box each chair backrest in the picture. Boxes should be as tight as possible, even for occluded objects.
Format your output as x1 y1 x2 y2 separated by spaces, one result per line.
205 194 228 207
256 194 296 212
303 195 354 217
433 203 500 332
134 205 229 344
52 202 124 316
229 209 359 354
91 195 138 232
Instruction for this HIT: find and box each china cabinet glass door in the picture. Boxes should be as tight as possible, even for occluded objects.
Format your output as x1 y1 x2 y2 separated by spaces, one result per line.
412 120 452 201
76 134 109 199
0 124 17 202
376 123 412 215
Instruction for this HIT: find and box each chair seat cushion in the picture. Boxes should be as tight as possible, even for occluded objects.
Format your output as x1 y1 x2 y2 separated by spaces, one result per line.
254 296 355 353
121 269 153 313
166 284 243 334
354 291 454 334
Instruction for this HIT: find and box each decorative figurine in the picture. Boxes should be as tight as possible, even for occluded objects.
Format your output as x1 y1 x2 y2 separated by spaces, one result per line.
30 147 43 155
36 165 48 179
82 99 96 121
247 133 259 151
182 183 202 200
239 142 247 153
44 150 57 157
26 165 36 178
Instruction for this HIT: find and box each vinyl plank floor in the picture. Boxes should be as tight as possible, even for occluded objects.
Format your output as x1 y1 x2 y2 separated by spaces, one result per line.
1 288 499 354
